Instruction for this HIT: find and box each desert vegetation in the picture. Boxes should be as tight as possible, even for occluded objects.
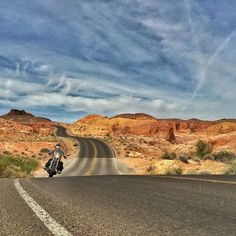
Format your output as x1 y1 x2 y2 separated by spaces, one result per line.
0 154 39 178
195 140 212 157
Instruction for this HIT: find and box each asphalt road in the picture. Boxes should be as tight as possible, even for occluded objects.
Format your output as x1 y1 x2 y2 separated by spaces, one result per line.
1 127 236 235
56 127 120 176
1 176 236 235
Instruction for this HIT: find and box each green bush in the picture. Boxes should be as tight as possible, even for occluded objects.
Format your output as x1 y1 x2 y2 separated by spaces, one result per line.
166 167 183 175
202 154 215 161
178 155 189 164
40 148 50 153
196 140 212 157
162 152 177 160
212 151 236 163
0 154 39 178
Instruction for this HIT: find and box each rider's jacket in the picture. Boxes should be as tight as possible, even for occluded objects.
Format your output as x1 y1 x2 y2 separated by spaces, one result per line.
49 149 65 158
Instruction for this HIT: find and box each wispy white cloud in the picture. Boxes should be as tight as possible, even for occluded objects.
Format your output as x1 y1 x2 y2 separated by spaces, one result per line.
0 0 236 120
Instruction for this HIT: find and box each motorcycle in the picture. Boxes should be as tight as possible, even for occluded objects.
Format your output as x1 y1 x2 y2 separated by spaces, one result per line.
46 151 64 177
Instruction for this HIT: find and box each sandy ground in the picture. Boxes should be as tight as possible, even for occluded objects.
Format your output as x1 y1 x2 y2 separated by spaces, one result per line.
100 134 233 175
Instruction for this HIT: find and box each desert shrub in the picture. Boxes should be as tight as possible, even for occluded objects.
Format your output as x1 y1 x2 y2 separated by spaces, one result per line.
196 140 212 157
178 155 189 164
2 151 11 155
166 167 183 175
162 152 177 160
212 151 236 162
146 165 155 175
175 168 183 175
40 148 50 153
202 154 215 161
0 165 25 178
0 154 39 178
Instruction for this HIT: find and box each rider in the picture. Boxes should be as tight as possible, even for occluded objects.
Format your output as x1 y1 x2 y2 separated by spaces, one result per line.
44 144 67 173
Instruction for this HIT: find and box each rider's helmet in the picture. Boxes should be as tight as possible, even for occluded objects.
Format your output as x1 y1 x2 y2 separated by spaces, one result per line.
55 144 62 149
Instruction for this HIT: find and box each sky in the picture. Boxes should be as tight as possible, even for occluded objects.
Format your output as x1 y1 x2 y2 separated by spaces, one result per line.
0 0 236 122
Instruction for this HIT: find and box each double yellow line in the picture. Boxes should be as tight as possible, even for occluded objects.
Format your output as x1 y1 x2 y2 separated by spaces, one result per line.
84 140 98 176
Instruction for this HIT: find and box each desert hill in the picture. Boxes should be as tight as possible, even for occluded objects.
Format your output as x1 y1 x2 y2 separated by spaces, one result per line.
71 113 216 137
112 113 156 120
64 113 236 175
0 110 77 177
1 109 51 123
70 113 236 137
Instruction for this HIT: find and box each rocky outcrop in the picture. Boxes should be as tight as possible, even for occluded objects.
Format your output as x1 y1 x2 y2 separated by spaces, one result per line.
5 109 34 117
1 109 51 123
166 127 176 144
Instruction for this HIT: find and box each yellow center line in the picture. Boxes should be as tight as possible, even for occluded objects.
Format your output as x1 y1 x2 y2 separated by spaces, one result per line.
84 140 98 176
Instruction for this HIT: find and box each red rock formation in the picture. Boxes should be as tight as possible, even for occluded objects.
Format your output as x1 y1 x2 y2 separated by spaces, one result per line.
69 113 236 137
1 109 51 123
166 127 176 144
6 109 34 117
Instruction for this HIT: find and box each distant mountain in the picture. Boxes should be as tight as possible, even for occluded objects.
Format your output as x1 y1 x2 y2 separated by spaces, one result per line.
5 109 34 117
1 109 51 123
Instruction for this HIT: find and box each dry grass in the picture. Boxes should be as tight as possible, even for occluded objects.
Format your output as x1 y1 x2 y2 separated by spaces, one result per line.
0 154 39 178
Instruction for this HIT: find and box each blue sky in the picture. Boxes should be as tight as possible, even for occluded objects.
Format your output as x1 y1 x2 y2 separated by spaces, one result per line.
0 0 236 122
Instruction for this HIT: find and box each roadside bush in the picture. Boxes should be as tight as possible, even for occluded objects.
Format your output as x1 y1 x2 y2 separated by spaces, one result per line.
40 148 50 153
202 154 215 161
196 140 212 157
146 165 156 175
2 151 11 155
178 155 189 164
166 167 183 175
162 152 177 160
0 165 25 178
0 154 39 178
212 151 236 163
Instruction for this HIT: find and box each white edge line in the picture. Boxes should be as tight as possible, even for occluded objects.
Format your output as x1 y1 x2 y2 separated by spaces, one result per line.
14 179 73 236
157 176 236 185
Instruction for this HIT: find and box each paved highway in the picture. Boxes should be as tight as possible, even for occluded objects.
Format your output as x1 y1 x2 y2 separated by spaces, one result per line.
56 127 120 176
1 127 236 235
1 176 236 235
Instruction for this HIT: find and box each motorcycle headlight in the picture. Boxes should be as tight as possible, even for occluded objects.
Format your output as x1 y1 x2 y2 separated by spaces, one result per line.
55 153 60 158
